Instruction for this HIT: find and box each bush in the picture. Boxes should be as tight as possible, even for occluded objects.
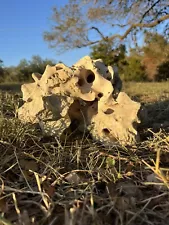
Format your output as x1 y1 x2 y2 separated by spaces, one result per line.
122 57 147 82
155 61 169 81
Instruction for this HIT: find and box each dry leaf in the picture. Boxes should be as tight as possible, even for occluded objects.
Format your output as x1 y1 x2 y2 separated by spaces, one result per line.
43 182 55 198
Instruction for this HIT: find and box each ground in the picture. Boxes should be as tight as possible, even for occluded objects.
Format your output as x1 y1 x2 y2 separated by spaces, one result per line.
0 82 169 225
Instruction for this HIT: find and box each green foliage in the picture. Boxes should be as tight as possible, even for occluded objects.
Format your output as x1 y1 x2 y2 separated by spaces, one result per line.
90 41 116 65
90 41 146 81
1 31 169 83
0 55 56 83
90 41 127 76
121 48 146 81
90 32 169 82
144 32 168 48
156 61 169 81
90 41 126 65
122 56 146 81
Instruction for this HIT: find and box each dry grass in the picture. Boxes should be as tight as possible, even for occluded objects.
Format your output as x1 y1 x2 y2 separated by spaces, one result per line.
0 82 169 225
123 81 169 103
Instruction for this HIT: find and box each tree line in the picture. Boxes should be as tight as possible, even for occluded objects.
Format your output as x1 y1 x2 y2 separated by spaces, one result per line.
90 32 169 81
1 31 169 82
0 55 56 83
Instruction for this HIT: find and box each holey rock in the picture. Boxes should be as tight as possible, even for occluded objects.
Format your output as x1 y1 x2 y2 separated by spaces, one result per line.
18 56 141 145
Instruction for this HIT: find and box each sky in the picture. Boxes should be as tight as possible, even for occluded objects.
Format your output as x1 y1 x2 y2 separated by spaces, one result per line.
0 1 166 68
0 0 91 67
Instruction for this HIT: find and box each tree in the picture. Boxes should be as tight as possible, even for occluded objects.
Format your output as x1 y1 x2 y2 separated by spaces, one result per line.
0 56 57 83
17 56 56 82
156 61 169 81
29 55 44 74
90 41 126 63
90 41 127 74
44 0 169 51
90 41 116 66
142 32 169 80
16 59 31 81
123 56 147 81
14 56 56 82
90 40 148 81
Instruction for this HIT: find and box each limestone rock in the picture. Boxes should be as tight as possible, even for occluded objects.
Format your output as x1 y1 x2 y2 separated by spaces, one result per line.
18 56 141 145
87 92 140 145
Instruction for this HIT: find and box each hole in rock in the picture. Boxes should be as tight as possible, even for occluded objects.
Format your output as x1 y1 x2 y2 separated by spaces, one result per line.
104 108 114 114
98 93 103 98
94 97 98 102
88 98 98 106
70 119 80 132
78 78 84 86
85 99 98 120
132 121 138 129
102 128 110 135
86 72 95 83
55 66 63 71
91 101 98 111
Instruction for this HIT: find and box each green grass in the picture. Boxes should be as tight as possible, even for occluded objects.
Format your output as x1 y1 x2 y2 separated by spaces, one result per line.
0 82 169 225
123 81 169 102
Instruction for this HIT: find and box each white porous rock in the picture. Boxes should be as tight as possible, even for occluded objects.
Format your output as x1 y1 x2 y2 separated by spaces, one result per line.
87 92 141 145
18 56 141 145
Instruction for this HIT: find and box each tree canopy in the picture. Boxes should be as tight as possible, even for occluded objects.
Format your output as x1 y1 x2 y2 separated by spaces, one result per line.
90 41 126 66
89 31 169 81
44 0 169 51
142 32 169 80
1 30 169 83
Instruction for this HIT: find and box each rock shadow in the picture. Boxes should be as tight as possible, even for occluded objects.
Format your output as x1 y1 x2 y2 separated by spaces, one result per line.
138 97 169 141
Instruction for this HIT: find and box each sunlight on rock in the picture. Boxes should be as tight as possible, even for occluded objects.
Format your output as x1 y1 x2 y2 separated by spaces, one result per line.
18 56 141 145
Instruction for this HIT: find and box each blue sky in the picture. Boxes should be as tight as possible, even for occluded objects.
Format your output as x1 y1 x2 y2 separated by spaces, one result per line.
0 1 166 67
0 0 91 67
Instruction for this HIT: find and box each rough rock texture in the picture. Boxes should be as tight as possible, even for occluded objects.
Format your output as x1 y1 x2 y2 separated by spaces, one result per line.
87 92 140 145
18 56 141 145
